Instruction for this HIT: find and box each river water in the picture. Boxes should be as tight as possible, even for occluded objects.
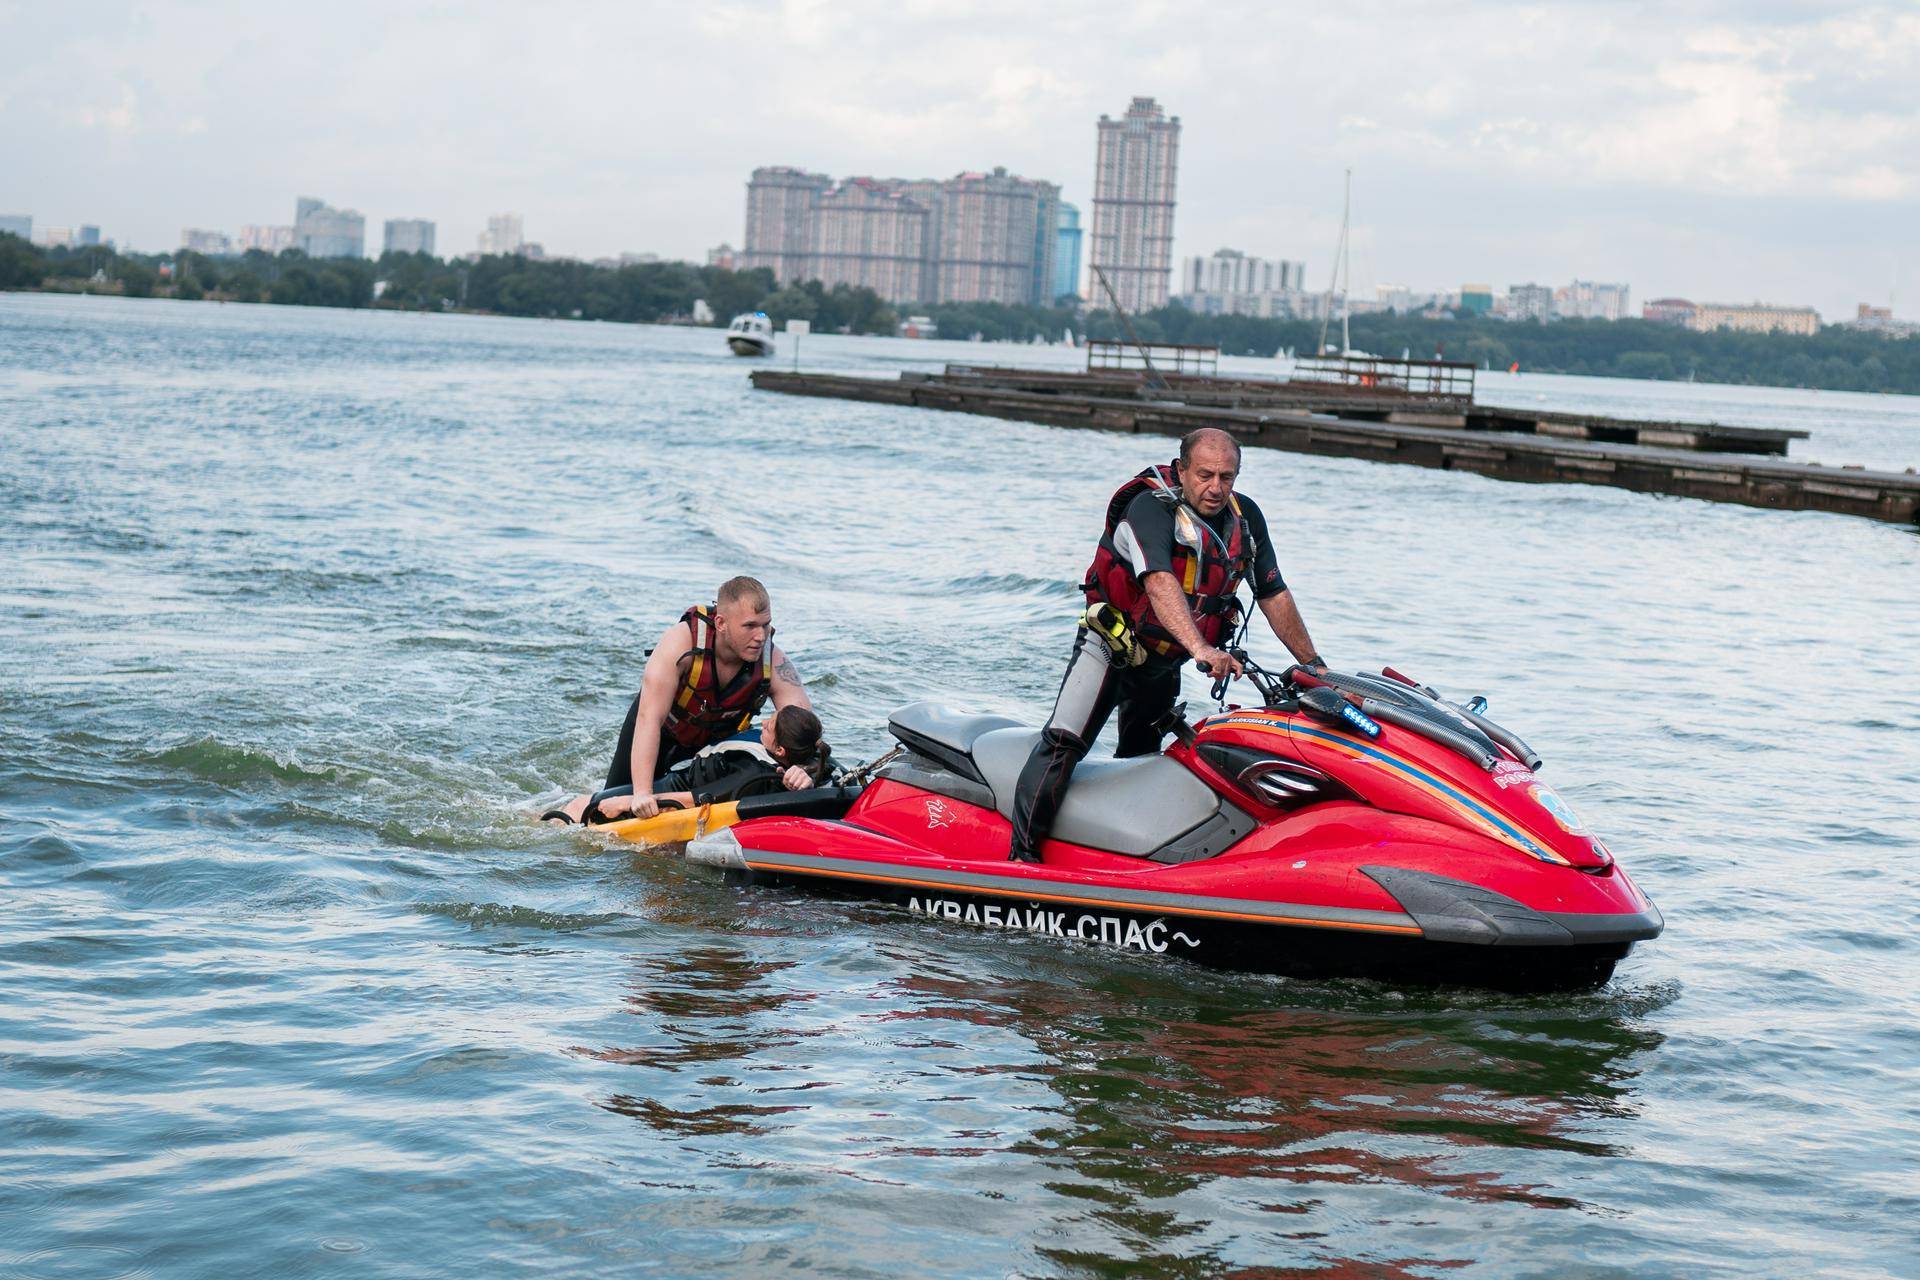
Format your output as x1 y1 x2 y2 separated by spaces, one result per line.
3 293 1917 1278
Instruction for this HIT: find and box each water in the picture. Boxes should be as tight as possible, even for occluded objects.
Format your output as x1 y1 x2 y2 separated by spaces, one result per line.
3 293 1917 1278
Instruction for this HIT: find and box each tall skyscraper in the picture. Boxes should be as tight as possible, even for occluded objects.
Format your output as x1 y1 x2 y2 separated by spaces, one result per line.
806 178 930 303
933 168 1057 307
478 214 524 256
1089 96 1180 313
741 165 1061 305
76 225 101 247
383 218 436 256
743 167 833 281
1053 203 1083 302
294 197 365 257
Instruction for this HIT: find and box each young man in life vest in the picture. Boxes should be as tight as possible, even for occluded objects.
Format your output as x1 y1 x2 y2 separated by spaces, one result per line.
559 575 811 823
1008 427 1325 864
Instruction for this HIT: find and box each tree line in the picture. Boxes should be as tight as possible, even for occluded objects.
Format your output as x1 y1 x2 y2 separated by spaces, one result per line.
908 302 1920 396
4 232 1917 395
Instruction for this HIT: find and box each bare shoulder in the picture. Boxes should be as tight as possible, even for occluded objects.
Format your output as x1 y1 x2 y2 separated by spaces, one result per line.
643 619 696 675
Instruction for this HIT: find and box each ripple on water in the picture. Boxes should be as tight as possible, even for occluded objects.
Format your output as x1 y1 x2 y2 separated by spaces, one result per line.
3 297 1918 1277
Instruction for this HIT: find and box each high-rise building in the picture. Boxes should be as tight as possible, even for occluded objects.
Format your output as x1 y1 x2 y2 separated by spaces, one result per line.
294 197 365 257
76 225 101 247
34 227 74 249
238 224 295 253
1027 180 1061 310
477 214 524 256
741 165 1062 306
383 218 436 256
933 168 1057 307
1506 283 1554 321
1460 284 1494 315
1556 279 1631 320
743 167 832 281
1176 248 1307 318
807 178 931 304
1089 96 1180 312
0 214 29 240
1054 203 1083 302
180 228 232 255
707 244 739 271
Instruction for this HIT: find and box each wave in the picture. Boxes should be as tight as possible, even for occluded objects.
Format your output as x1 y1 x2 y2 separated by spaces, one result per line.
142 737 351 787
413 900 634 932
924 571 1079 598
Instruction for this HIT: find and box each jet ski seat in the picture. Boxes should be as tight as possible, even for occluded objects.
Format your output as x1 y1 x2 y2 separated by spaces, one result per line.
970 728 1223 857
887 703 1243 859
887 702 1023 783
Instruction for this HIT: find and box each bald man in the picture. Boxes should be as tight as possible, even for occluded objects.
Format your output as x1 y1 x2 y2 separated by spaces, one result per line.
1008 427 1324 863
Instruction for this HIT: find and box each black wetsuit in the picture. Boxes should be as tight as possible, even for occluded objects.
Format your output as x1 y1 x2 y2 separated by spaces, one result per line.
1008 491 1286 859
602 694 697 791
586 741 827 822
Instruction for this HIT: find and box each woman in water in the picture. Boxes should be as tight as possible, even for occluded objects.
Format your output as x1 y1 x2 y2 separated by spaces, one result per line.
546 705 831 824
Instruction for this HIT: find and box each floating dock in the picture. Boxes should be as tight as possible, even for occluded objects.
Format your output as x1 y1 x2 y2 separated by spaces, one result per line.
931 365 1809 455
750 369 1920 527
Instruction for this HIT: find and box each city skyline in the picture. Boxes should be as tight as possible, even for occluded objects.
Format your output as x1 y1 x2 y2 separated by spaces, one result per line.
3 3 1916 320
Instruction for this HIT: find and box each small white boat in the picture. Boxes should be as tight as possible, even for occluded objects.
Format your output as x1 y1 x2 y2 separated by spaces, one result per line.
726 312 775 357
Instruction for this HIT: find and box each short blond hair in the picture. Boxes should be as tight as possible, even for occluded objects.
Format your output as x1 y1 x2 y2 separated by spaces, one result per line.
717 575 769 610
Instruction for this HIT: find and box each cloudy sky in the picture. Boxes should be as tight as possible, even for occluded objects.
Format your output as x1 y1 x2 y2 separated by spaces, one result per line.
4 1 1915 318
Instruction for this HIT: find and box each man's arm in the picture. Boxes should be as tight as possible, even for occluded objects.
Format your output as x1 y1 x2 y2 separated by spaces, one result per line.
607 626 692 819
767 644 812 711
1257 590 1322 666
1142 573 1242 679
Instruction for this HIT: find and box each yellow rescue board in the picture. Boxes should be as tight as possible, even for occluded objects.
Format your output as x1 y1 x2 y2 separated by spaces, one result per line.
594 800 742 848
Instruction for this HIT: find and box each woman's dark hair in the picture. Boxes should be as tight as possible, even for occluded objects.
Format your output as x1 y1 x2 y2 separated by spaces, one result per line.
772 705 829 777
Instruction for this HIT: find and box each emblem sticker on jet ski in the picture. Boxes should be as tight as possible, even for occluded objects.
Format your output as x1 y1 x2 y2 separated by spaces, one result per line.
923 798 954 830
1529 783 1588 834
907 897 1196 954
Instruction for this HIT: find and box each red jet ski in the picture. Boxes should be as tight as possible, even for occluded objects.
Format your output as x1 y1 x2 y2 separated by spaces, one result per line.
688 659 1662 991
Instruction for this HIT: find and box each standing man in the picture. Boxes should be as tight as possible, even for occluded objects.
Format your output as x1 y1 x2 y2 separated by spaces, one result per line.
562 575 810 822
1008 428 1324 863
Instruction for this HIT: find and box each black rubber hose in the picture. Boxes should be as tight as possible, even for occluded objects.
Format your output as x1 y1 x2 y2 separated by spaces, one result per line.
1361 699 1501 770
1457 707 1544 771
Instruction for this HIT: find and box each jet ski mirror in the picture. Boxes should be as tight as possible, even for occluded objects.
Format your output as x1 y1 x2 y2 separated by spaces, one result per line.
1299 686 1383 739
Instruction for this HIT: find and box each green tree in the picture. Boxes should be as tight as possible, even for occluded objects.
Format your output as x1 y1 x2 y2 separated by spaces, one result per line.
0 233 46 287
1613 351 1675 380
761 285 817 325
115 260 157 298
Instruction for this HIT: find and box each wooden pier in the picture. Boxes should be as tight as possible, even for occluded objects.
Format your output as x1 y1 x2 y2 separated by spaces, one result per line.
928 365 1810 455
750 369 1920 527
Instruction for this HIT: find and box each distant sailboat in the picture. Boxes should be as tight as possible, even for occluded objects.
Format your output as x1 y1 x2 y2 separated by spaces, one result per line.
1316 169 1370 359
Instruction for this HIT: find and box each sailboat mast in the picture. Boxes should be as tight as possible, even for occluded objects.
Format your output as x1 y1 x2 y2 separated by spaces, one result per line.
1318 168 1351 356
1340 170 1352 355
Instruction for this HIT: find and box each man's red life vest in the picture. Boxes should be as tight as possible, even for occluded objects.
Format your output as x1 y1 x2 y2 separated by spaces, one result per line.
1082 463 1253 659
662 605 774 750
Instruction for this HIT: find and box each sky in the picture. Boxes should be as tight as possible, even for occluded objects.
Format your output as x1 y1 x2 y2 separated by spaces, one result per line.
3 1 1916 320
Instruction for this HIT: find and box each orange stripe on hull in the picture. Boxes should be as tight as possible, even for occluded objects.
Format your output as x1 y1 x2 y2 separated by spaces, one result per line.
743 860 1424 937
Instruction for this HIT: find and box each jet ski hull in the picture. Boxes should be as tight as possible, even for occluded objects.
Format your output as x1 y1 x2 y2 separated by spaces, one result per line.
682 674 1663 992
693 800 1660 992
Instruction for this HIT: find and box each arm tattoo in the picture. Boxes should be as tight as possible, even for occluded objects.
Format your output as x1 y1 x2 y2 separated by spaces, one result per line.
774 655 801 686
